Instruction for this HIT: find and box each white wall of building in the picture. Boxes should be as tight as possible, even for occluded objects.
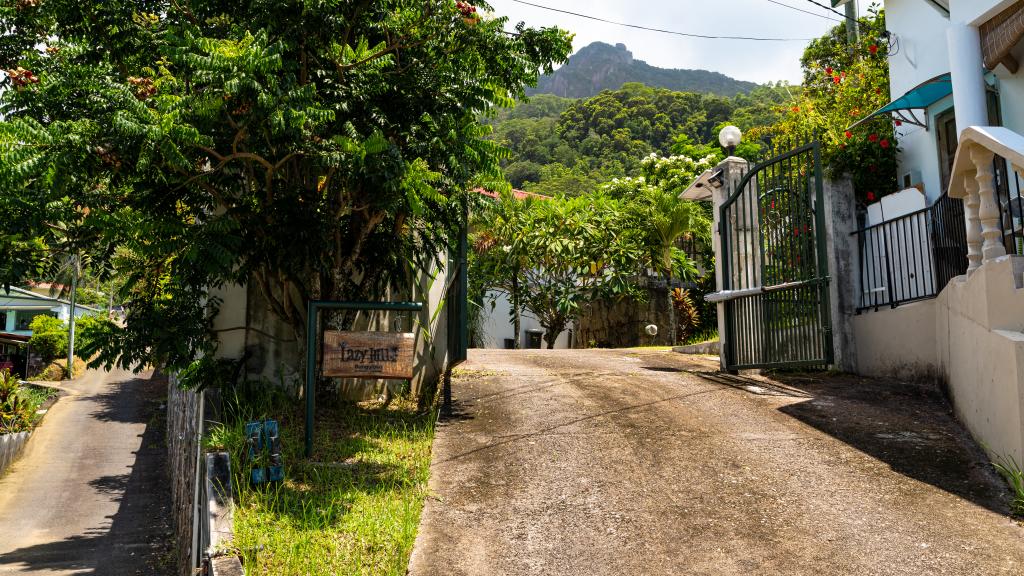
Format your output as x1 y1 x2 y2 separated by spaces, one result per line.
885 0 1024 202
885 0 955 202
478 290 572 349
853 255 1024 464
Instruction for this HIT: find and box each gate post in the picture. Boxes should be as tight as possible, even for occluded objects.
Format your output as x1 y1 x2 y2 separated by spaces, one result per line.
711 156 750 372
823 176 860 372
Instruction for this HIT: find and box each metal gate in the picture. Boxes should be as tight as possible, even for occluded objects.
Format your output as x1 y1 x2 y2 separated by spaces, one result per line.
718 139 833 371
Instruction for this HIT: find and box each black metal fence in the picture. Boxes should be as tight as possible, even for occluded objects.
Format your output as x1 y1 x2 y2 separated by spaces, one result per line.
995 155 1024 257
854 193 967 312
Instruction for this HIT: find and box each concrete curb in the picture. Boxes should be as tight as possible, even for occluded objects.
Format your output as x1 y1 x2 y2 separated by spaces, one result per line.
0 432 31 477
672 340 720 355
204 451 244 575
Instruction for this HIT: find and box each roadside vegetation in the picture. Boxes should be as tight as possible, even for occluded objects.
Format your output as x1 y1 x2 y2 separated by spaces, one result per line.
205 389 437 576
1 369 57 433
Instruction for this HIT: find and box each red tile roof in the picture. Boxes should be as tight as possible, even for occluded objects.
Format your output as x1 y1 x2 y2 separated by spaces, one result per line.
474 188 550 201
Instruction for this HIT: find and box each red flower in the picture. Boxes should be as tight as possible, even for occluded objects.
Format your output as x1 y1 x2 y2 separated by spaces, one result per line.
894 120 902 127
869 44 879 55
844 130 852 139
793 228 800 237
867 192 877 201
791 106 800 113
840 143 847 149
770 200 776 209
868 133 879 142
875 88 882 94
880 138 891 148
825 66 833 75
833 75 841 84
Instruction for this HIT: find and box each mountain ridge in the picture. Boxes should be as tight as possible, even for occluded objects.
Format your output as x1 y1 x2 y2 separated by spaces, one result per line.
528 42 758 98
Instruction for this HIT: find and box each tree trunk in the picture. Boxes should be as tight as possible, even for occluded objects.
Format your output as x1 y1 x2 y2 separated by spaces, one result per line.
543 320 565 350
667 273 676 346
511 276 521 349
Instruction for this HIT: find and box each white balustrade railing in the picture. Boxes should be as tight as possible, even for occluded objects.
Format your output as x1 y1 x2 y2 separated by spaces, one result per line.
948 126 1024 273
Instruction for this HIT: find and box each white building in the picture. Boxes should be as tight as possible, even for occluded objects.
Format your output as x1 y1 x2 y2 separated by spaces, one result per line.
0 287 100 336
846 0 1024 464
477 291 573 349
868 0 1023 207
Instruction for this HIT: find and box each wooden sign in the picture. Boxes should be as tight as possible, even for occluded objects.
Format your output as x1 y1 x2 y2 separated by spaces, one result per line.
322 331 415 379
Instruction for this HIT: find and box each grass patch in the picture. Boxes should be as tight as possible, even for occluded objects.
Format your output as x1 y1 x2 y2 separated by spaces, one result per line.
991 452 1024 517
18 383 59 422
680 328 718 346
207 392 437 575
623 346 675 351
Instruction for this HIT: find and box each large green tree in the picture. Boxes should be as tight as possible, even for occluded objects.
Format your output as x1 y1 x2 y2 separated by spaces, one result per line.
0 1 571 375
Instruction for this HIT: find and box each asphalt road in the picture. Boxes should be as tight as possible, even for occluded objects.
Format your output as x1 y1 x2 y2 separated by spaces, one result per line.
0 368 172 575
409 349 1024 576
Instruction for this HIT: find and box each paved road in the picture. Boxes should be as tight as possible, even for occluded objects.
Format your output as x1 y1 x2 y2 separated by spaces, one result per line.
0 368 172 575
409 349 1024 576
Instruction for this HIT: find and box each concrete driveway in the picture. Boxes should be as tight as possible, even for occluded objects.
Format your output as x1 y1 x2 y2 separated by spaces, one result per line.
0 368 173 575
409 349 1024 576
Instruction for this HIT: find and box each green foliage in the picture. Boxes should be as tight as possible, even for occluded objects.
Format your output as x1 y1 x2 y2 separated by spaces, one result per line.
28 332 67 363
0 1 572 375
205 388 436 575
27 315 67 362
28 314 63 335
991 452 1024 517
473 154 710 346
73 314 113 355
492 82 792 198
0 369 34 433
672 288 700 345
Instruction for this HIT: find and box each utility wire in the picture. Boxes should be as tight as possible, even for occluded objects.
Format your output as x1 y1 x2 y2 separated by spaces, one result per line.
802 0 861 24
505 0 816 42
763 0 844 23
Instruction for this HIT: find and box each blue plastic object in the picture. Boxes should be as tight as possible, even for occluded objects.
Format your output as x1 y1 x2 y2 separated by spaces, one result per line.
245 420 266 485
265 419 284 483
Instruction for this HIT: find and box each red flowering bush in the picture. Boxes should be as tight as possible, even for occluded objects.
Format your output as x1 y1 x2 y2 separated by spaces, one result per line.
749 6 896 208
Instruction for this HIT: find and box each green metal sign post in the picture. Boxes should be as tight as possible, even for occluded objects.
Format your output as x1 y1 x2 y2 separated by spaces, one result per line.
304 300 423 458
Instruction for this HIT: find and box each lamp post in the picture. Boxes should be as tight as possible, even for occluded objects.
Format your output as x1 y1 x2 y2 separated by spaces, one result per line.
719 125 742 157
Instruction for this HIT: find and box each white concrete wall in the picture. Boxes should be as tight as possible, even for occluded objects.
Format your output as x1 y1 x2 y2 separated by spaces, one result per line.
854 255 1024 463
952 0 1019 26
886 1 952 97
886 1 1024 202
885 0 955 202
478 290 572 349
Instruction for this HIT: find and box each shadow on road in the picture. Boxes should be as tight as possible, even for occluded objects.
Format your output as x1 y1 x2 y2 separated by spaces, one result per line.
0 373 174 575
766 371 1011 516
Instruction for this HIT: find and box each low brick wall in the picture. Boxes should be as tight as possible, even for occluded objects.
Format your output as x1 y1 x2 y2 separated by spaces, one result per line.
0 431 31 476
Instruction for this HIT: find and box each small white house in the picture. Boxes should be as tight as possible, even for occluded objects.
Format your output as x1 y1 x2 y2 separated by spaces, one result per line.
0 287 100 336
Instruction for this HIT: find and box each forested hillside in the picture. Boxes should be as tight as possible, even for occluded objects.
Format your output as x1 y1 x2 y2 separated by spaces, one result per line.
490 82 794 195
529 42 758 98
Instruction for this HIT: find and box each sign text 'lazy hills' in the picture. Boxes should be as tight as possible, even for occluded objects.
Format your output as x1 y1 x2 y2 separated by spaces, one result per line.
322 331 415 379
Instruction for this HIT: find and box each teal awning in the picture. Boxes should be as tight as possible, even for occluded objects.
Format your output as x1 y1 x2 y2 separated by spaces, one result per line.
849 73 952 130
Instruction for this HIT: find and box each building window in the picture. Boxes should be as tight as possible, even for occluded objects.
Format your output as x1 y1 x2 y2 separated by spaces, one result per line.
0 311 6 331
15 312 56 331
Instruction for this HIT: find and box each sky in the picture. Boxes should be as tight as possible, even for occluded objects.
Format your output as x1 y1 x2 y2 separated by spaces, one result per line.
487 0 872 84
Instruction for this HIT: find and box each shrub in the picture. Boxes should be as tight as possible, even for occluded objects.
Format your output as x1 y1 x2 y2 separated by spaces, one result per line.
0 369 34 434
29 332 68 363
28 314 63 335
74 314 112 355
